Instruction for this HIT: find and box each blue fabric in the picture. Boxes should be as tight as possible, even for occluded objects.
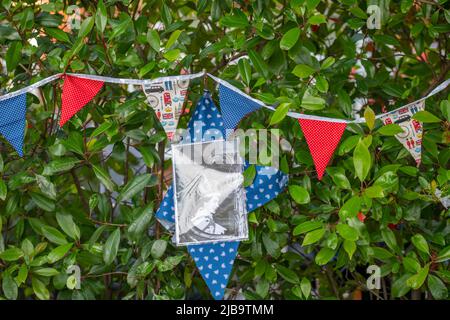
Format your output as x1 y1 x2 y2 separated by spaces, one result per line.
155 92 288 299
0 94 27 157
188 241 239 300
218 84 262 132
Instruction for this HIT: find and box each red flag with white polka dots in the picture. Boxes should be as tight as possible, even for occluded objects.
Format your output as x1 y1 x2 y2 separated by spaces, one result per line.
298 118 347 180
60 75 104 126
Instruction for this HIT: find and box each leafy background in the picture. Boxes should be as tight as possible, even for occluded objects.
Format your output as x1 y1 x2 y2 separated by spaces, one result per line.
0 0 449 300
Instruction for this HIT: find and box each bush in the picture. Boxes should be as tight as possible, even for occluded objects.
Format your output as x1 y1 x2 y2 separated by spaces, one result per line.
0 0 449 300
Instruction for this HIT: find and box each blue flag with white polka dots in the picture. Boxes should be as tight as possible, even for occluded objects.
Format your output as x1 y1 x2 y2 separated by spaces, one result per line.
155 92 288 299
0 94 27 157
218 84 262 131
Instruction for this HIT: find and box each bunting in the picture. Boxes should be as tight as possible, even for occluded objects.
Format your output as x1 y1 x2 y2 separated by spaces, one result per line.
0 94 27 156
379 101 425 164
142 79 190 140
298 119 347 180
60 75 104 126
218 84 262 131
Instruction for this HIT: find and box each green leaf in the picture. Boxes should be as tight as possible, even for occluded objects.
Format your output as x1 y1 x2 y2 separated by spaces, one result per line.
43 158 81 175
300 277 311 298
33 267 60 277
93 165 116 192
293 220 323 236
381 228 399 252
412 110 441 123
315 247 336 265
78 16 94 38
343 240 356 259
151 239 167 259
364 185 384 198
47 243 73 264
30 192 55 212
91 121 112 137
248 49 269 79
280 27 300 50
339 196 360 220
292 64 316 78
35 175 56 200
103 228 120 265
275 264 299 284
364 106 375 130
238 58 252 86
427 274 448 299
327 167 351 189
0 178 7 200
56 212 80 241
406 264 429 289
220 12 249 28
289 185 310 204
127 205 153 242
32 277 50 300
377 124 404 136
403 257 421 273
301 94 325 110
147 30 160 52
353 139 371 181
45 27 70 43
6 41 22 72
321 57 335 70
336 224 358 241
118 174 155 202
42 226 68 245
302 227 325 245
392 274 412 298
411 234 430 255
315 75 329 93
371 247 394 260
436 246 450 263
270 102 290 125
308 14 326 25
0 247 23 261
163 49 180 61
165 30 182 49
95 0 108 33
2 272 18 300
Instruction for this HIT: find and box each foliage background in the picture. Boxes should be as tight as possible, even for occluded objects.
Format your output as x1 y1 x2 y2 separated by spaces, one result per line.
0 0 449 300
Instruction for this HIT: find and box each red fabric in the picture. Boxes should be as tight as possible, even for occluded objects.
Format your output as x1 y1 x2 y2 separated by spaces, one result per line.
298 119 347 180
60 75 104 126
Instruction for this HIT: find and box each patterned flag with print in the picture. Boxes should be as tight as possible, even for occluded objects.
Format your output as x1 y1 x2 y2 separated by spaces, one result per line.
379 101 425 164
218 84 262 132
298 118 347 180
142 79 190 140
60 75 104 126
0 93 27 157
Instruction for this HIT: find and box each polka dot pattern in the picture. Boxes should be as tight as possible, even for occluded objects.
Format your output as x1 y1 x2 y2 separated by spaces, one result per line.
60 75 104 127
218 84 262 135
298 118 347 180
0 94 27 157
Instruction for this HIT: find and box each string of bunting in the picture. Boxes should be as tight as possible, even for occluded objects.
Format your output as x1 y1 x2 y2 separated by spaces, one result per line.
0 70 448 299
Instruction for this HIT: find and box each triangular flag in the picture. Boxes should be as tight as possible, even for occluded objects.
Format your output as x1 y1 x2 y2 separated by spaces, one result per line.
298 118 347 180
188 241 239 300
218 84 262 132
379 101 424 164
60 75 104 126
0 94 27 157
142 79 190 140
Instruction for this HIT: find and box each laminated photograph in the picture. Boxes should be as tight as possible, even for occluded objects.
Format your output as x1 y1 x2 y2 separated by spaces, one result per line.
172 139 248 246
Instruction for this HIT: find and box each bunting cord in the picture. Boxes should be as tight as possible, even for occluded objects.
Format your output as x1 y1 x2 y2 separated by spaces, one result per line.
0 70 448 124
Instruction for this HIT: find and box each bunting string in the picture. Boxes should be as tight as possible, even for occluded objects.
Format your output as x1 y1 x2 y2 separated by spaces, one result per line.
0 72 448 125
